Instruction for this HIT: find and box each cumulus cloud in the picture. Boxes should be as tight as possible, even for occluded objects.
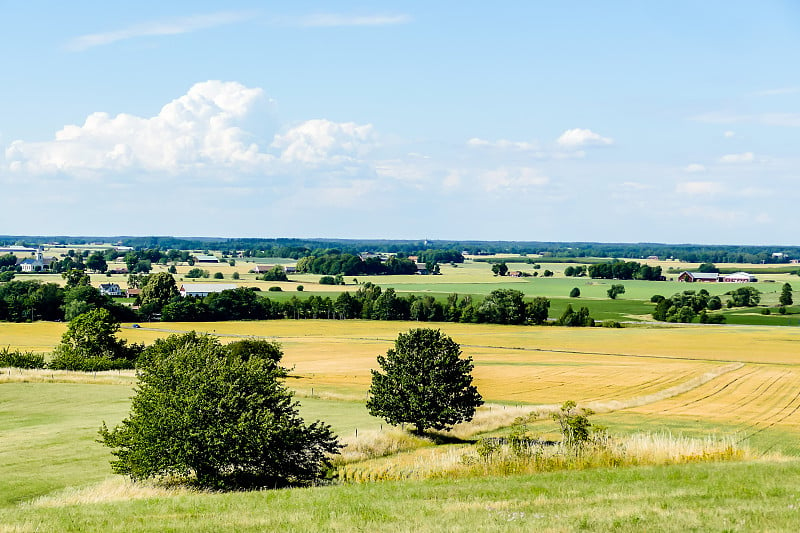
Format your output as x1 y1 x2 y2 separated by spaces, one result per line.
271 119 375 165
5 81 272 177
719 152 755 164
66 12 253 51
481 167 549 192
556 128 613 148
723 131 735 138
676 181 722 195
4 81 377 179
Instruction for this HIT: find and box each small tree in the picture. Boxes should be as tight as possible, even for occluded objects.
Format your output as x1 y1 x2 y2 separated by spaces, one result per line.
49 308 141 370
607 284 625 299
99 333 340 489
367 329 483 434
569 287 580 298
552 400 594 447
780 283 793 306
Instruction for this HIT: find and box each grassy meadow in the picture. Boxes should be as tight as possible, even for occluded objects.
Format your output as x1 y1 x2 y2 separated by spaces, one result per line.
3 318 800 530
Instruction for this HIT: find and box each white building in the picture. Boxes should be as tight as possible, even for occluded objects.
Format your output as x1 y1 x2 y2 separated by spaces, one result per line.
99 283 122 297
179 283 238 298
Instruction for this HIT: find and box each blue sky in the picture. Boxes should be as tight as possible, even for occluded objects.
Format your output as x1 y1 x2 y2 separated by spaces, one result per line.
1 1 798 244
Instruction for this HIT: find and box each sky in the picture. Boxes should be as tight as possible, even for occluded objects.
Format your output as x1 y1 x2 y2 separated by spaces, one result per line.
1 1 799 245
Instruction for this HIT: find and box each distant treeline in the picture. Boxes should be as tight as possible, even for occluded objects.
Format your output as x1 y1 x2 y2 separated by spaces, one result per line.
2 236 798 264
161 284 557 326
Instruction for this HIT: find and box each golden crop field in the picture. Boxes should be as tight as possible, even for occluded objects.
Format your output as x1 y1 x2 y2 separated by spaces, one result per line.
5 318 800 443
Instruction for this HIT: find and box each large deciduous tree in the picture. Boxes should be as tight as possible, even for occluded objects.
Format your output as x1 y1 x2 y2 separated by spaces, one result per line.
99 333 340 489
366 328 483 434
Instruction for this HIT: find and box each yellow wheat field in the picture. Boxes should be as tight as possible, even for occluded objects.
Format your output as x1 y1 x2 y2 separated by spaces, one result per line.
4 319 800 436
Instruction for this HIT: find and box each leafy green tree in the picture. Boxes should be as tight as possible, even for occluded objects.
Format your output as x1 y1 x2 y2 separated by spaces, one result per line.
186 268 208 279
231 271 240 280
99 333 340 489
477 289 526 324
213 272 224 279
367 329 483 434
261 265 288 282
139 272 179 312
556 304 594 327
607 284 625 299
86 252 108 273
543 269 554 277
698 262 719 273
62 269 90 289
491 262 508 276
49 308 141 370
780 283 793 306
525 296 550 325
0 271 14 282
727 286 761 307
569 287 580 298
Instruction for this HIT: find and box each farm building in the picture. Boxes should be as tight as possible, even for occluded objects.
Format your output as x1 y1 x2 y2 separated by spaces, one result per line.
126 288 141 298
250 265 273 274
677 272 720 282
179 283 237 298
415 263 429 275
721 272 757 283
99 283 122 297
194 254 219 263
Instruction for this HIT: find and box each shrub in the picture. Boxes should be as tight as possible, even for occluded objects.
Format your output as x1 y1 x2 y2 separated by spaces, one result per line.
268 286 282 292
319 276 336 285
569 287 580 298
0 347 46 369
296 285 304 292
213 272 224 279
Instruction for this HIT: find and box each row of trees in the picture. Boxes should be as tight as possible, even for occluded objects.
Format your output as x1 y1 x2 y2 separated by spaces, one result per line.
296 253 418 276
588 261 663 281
0 271 137 323
159 284 556 326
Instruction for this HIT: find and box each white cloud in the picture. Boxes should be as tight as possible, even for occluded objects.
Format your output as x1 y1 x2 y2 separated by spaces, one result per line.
5 81 273 177
719 152 755 164
467 137 539 151
271 119 375 165
481 167 549 192
724 131 735 138
298 13 411 27
66 12 252 51
693 112 800 127
4 81 378 179
676 181 722 195
556 128 613 148
684 163 706 173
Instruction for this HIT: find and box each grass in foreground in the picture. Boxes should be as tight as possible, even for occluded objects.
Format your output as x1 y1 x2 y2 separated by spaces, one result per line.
3 460 800 532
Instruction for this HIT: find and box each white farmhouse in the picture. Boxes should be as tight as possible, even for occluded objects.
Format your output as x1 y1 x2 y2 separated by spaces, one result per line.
179 283 238 298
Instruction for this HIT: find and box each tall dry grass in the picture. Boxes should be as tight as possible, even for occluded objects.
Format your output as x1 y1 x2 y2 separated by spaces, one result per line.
336 432 754 483
0 367 136 385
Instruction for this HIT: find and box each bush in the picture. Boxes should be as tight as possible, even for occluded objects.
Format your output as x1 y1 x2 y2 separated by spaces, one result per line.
761 308 771 315
213 272 224 279
569 287 580 298
319 276 336 285
268 286 282 292
231 272 240 280
99 333 341 490
186 268 209 279
296 285 304 291
0 347 46 369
